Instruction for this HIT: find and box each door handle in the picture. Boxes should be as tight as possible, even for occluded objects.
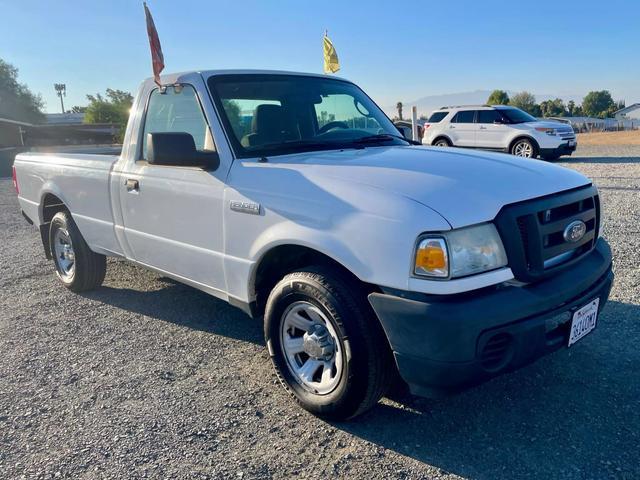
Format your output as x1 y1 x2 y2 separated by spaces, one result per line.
125 179 139 192
479 126 487 130
449 125 456 129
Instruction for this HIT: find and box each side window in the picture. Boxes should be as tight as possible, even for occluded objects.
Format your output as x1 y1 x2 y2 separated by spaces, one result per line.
141 85 211 159
478 110 500 124
451 110 475 123
427 111 448 123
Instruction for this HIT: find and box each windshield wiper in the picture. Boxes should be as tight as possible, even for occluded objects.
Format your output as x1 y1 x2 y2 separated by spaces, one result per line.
354 134 420 145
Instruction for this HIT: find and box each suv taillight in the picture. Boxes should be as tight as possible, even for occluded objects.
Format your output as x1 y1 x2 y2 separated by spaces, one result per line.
12 166 19 194
424 124 431 129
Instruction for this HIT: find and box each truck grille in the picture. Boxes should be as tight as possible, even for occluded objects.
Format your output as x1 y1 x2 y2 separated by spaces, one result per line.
495 185 600 282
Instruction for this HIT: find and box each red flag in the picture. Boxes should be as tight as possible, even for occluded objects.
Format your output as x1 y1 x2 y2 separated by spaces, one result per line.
144 2 164 87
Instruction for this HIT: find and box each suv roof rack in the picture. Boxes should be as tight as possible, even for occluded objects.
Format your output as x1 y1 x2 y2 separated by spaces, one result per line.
439 104 492 109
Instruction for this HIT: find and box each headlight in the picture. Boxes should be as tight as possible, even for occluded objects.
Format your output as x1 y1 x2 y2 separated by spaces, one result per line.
535 127 557 136
414 223 508 279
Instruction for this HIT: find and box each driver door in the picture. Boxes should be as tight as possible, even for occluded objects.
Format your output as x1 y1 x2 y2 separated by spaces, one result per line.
118 85 227 293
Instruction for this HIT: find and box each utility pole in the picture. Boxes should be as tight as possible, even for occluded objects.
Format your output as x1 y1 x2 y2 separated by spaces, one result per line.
54 83 66 113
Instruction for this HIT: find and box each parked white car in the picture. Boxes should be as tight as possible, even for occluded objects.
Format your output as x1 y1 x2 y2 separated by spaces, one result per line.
13 71 611 419
422 105 577 160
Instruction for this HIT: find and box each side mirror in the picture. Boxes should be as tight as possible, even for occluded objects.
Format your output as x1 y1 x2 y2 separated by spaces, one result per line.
146 132 220 170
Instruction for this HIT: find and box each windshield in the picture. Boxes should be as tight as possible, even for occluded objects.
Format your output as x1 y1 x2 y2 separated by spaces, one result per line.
208 74 407 158
498 107 537 124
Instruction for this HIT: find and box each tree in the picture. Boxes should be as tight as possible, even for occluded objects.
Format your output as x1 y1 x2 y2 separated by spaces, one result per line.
582 90 615 119
0 58 44 123
71 105 87 113
84 88 133 142
487 90 510 105
510 91 541 116
396 102 403 120
539 98 567 117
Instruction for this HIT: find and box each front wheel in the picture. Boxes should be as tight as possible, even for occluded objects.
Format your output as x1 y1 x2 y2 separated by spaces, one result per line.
264 267 393 420
510 138 537 158
49 211 106 292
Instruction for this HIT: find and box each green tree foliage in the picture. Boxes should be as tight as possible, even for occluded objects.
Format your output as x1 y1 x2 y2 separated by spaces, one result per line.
487 90 510 105
222 99 243 138
581 90 615 119
71 106 87 113
539 98 568 117
510 91 541 116
0 58 44 123
84 89 133 142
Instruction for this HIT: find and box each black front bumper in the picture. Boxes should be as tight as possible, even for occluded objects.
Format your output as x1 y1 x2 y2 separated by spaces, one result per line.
540 142 577 157
368 238 613 398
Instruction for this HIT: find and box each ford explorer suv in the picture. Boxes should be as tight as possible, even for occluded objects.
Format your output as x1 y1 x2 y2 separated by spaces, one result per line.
423 105 577 160
13 70 612 419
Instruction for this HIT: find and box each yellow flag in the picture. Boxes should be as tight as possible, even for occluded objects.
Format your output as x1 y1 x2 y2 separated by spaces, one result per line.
323 33 340 74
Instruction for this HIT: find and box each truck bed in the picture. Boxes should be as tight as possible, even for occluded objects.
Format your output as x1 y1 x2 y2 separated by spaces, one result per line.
14 150 123 257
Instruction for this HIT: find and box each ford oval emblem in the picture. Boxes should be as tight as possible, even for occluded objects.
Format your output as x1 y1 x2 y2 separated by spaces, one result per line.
563 220 587 243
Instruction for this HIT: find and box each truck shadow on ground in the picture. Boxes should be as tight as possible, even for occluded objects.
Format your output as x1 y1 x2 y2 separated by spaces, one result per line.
336 299 639 479
83 268 639 478
83 273 264 346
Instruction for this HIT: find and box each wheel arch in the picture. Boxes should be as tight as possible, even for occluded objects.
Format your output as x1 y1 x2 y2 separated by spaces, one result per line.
431 135 452 146
38 192 70 259
508 135 540 155
250 243 377 318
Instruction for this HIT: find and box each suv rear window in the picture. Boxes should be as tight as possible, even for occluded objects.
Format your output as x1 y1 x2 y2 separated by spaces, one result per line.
427 111 448 123
451 110 475 123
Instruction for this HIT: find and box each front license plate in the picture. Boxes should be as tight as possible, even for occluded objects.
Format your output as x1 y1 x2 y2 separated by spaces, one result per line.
568 298 599 347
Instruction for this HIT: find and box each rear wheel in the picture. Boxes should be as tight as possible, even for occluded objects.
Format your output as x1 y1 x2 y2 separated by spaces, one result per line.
264 267 393 420
433 137 451 147
49 211 106 292
510 138 537 158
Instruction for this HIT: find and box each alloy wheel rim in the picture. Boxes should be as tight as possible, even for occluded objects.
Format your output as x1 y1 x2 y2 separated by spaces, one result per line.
53 228 75 280
514 141 533 157
280 301 343 395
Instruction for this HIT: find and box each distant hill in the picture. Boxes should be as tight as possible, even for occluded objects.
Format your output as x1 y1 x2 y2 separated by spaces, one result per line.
383 90 583 118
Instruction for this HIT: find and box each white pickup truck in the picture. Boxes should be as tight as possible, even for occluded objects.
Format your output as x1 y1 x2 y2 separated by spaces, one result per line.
13 70 613 419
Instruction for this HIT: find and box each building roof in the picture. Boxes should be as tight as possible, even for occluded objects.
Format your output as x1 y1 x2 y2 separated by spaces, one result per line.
45 113 85 125
613 103 640 116
0 117 33 127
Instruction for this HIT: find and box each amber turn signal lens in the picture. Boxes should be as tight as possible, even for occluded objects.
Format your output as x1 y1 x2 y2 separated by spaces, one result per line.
414 237 448 277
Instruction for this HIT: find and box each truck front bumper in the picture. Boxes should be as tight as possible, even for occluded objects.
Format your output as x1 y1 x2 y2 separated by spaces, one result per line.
368 238 613 398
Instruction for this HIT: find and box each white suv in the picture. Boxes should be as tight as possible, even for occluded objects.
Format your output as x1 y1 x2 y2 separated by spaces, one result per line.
422 105 577 160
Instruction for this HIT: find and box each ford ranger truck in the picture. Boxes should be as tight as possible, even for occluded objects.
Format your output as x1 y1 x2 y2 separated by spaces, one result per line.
13 70 613 420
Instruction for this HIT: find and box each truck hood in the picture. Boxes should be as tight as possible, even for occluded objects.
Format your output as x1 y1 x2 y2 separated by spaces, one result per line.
275 146 590 228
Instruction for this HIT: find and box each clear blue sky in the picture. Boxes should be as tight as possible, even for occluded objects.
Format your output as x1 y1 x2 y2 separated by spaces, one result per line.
2 0 638 113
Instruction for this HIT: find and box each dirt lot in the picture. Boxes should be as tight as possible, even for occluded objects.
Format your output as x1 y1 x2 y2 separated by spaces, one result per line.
577 130 640 146
1 145 639 479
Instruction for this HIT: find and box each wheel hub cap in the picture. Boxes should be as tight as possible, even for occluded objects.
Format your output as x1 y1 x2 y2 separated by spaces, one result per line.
302 324 335 360
279 301 343 395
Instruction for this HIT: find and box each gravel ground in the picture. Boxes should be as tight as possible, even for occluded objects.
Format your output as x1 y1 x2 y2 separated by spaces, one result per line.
1 145 638 479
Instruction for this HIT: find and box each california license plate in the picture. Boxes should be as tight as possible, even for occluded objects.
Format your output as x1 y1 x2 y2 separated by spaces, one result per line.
568 298 599 346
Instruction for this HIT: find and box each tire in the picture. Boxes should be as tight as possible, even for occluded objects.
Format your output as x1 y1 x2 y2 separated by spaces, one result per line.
264 266 393 420
49 211 106 292
510 138 538 158
433 137 451 147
